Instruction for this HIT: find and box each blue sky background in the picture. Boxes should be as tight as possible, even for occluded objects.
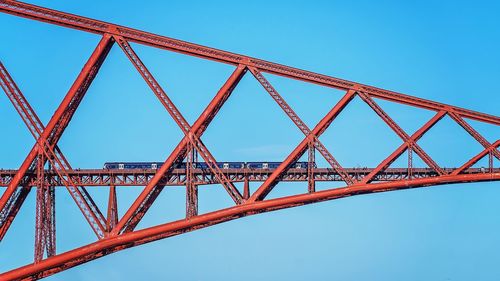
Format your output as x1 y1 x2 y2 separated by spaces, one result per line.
1 0 499 280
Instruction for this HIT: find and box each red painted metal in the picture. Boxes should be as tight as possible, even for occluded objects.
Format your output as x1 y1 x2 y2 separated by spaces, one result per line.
360 110 447 184
34 154 55 263
0 167 496 188
449 112 500 160
249 67 354 185
308 142 316 193
106 185 118 233
1 173 499 280
248 90 357 202
1 0 498 125
185 143 198 218
109 51 247 234
0 34 115 240
0 1 498 280
357 92 445 175
452 140 500 175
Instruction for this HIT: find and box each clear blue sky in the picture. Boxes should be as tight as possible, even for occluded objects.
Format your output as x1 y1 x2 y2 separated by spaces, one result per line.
1 0 499 280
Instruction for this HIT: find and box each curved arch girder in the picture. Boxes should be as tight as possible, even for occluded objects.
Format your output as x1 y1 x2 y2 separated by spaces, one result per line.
1 173 498 281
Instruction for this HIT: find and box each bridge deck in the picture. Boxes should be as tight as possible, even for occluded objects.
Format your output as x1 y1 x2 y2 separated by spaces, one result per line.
0 167 496 187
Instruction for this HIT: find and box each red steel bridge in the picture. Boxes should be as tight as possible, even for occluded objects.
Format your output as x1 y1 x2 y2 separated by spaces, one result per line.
0 0 499 280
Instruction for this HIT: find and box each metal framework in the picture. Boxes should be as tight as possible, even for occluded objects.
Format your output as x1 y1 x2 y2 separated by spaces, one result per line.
0 0 498 279
1 167 497 188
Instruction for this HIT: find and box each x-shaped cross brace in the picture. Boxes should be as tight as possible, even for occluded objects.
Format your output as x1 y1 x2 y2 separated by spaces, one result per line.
0 35 114 240
112 36 247 234
248 89 357 202
248 67 354 186
357 92 446 176
359 109 447 184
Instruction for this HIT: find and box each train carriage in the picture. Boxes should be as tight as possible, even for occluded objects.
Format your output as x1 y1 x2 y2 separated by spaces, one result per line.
104 161 313 170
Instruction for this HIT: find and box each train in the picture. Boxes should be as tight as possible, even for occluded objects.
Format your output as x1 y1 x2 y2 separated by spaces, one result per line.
103 161 314 170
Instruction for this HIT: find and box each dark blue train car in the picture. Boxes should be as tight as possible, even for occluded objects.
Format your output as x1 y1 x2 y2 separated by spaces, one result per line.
246 162 281 169
103 162 118 169
267 162 281 169
126 162 146 169
246 162 262 169
104 162 164 169
218 162 245 169
230 162 245 169
104 161 315 170
245 161 309 169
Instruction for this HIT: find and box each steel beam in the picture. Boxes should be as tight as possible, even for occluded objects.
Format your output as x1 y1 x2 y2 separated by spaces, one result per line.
358 92 445 175
451 140 500 175
0 167 496 187
0 35 114 239
0 0 498 125
111 51 247 234
248 90 356 202
360 110 447 184
249 67 353 185
448 112 500 160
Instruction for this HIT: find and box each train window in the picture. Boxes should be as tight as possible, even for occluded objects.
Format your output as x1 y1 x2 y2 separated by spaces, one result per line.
223 163 229 169
118 164 124 169
152 163 157 169
263 163 268 169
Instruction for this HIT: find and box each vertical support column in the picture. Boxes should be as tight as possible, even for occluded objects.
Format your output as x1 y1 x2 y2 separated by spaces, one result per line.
408 145 413 179
34 153 45 263
489 152 494 173
106 185 118 232
34 153 55 262
45 161 55 259
186 143 198 218
308 142 315 193
45 184 55 258
243 177 250 200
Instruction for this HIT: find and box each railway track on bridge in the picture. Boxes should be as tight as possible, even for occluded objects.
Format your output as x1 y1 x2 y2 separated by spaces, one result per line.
0 167 497 187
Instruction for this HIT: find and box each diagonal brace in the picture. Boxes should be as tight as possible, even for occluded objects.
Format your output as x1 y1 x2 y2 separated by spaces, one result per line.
448 112 500 160
248 89 356 202
0 34 113 239
249 67 354 185
111 41 247 234
114 36 242 205
357 92 445 175
360 110 447 184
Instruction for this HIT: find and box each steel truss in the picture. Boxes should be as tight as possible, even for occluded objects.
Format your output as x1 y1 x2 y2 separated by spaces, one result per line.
0 0 499 279
0 167 497 188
